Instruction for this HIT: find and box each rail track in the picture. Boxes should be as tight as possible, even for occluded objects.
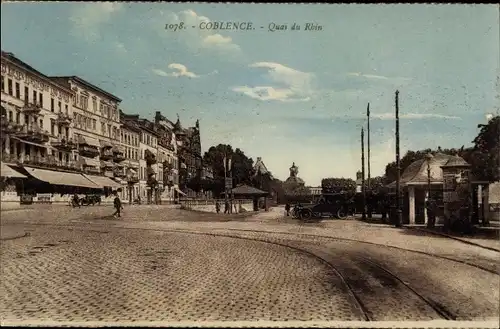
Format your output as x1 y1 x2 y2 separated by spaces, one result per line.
4 221 470 320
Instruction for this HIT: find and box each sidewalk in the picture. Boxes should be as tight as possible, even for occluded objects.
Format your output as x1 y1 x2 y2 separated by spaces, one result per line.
406 225 500 252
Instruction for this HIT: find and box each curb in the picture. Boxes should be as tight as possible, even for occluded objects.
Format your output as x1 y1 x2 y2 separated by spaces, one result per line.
406 226 500 253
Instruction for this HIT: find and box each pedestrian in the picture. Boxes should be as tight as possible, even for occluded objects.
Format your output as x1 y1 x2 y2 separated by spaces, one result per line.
73 193 81 208
113 193 123 218
224 200 229 214
285 203 291 216
215 200 221 214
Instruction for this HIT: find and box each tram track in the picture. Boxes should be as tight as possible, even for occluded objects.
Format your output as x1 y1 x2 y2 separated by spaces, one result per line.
4 221 473 320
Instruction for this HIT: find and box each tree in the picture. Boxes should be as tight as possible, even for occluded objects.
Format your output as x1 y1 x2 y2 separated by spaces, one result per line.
202 144 254 196
469 116 499 182
366 176 387 194
321 178 356 194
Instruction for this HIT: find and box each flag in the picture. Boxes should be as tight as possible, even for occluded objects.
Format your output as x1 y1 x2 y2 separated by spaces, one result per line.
367 103 370 117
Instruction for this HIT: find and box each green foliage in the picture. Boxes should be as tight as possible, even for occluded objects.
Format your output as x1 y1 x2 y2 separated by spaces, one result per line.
321 178 356 194
470 116 499 182
202 144 255 195
366 176 387 194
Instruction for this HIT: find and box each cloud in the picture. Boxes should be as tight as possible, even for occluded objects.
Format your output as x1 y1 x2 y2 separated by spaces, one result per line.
371 112 461 120
69 3 123 42
165 9 242 55
232 62 315 102
152 63 217 78
347 72 411 81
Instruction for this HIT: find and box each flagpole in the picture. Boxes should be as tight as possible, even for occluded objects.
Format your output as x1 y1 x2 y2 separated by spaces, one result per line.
395 90 402 228
361 127 366 221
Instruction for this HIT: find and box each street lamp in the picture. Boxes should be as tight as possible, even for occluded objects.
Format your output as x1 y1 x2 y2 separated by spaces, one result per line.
425 153 435 228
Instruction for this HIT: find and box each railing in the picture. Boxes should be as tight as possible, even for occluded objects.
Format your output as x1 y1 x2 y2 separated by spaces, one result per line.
20 103 42 113
179 198 253 206
51 137 76 149
1 153 82 171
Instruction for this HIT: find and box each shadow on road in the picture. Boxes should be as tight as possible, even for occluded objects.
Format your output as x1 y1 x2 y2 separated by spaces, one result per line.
402 226 500 241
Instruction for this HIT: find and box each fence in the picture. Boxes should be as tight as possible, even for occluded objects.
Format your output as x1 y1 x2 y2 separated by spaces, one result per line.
179 198 254 212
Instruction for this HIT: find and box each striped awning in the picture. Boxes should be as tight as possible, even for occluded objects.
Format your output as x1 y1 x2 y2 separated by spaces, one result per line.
1 162 27 178
24 167 99 188
82 174 122 189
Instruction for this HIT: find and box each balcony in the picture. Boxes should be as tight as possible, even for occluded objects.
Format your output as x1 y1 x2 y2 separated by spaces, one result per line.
144 149 157 166
14 124 50 143
100 160 114 170
20 103 42 115
1 120 24 135
51 137 77 151
100 149 114 161
1 153 82 171
79 145 99 158
113 167 126 178
125 168 139 183
56 112 72 126
113 153 126 163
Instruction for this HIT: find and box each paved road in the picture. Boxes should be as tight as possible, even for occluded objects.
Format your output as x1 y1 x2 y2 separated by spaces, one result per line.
1 205 499 324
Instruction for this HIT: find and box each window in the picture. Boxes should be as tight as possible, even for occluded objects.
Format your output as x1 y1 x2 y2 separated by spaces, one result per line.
24 114 29 125
101 123 106 134
107 124 111 137
65 104 68 113
15 112 20 124
92 99 97 112
51 98 54 112
24 86 29 103
79 94 88 109
50 119 55 135
1 75 4 92
39 93 43 107
65 127 69 139
93 119 96 130
8 111 12 122
39 119 43 128
7 79 13 95
15 82 20 98
58 101 61 112
32 90 37 105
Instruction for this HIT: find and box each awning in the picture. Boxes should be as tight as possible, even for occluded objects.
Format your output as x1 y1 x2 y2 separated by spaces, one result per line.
11 136 53 149
114 178 127 185
174 187 187 196
80 156 100 167
83 174 122 189
78 135 100 148
24 167 99 188
100 140 113 148
1 162 27 178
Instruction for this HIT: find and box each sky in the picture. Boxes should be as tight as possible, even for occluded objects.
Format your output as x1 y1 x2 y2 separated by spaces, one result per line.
1 3 498 186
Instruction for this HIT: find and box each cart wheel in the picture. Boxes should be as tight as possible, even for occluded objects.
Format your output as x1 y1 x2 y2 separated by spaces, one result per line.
337 209 347 219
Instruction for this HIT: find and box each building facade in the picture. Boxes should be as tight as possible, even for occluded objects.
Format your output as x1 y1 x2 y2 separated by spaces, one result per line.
1 50 211 205
50 76 125 178
1 51 75 174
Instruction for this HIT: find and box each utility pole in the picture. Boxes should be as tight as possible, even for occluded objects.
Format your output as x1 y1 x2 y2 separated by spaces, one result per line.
395 90 403 227
367 102 372 219
361 127 366 221
223 153 228 211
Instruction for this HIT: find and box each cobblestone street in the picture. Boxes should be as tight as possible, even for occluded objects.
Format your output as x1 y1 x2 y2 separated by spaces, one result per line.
1 205 499 325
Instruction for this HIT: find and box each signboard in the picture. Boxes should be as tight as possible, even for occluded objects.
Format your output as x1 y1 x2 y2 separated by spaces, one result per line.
225 178 233 189
20 194 33 205
36 193 52 203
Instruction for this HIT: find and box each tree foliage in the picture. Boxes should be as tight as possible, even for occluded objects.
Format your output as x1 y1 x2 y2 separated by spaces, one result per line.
366 176 387 194
470 116 499 182
202 144 255 196
321 178 356 194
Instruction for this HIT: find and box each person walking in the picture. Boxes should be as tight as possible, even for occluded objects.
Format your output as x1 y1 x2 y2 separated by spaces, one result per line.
224 200 229 214
113 193 123 218
215 200 221 214
285 203 291 217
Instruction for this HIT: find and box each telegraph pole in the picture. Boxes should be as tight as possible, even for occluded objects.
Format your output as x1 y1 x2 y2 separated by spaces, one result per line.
395 90 402 227
361 127 367 221
367 103 371 188
367 102 372 219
